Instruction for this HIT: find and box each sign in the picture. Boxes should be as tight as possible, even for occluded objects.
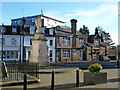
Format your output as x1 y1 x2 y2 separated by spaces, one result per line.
73 50 77 53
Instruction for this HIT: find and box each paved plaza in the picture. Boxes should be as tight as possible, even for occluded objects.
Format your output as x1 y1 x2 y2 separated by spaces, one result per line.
1 68 120 90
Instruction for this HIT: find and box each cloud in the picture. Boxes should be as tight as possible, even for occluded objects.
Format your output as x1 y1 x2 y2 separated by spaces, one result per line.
45 3 118 44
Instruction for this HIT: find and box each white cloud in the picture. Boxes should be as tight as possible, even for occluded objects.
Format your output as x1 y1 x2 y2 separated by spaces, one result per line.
45 3 118 45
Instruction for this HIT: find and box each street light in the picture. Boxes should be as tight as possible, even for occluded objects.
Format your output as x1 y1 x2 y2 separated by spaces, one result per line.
1 24 4 62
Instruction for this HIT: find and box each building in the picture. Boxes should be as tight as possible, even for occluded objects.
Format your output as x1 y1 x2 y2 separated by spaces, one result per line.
11 14 65 28
87 35 106 61
0 25 23 61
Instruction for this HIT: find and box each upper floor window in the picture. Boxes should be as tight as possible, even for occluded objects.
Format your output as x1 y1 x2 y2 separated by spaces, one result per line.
63 50 70 57
79 39 86 46
57 37 59 45
63 37 70 45
50 40 53 46
12 28 17 33
1 27 6 33
49 28 53 35
94 40 100 48
32 18 35 22
12 38 17 45
30 27 35 34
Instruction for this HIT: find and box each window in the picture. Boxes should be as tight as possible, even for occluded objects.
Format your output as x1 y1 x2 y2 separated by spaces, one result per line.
0 51 6 58
95 40 100 48
1 27 6 33
14 51 18 58
28 51 30 59
32 18 35 22
50 58 52 62
7 51 10 58
56 50 60 57
49 28 53 35
80 51 82 57
50 40 53 46
11 51 14 58
63 50 70 57
30 39 32 45
30 27 35 34
50 50 53 57
12 28 17 33
1 38 5 45
63 37 70 45
12 38 17 45
79 39 85 46
57 37 59 45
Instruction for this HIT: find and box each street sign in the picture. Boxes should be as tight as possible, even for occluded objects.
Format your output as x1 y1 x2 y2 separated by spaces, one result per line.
73 50 77 53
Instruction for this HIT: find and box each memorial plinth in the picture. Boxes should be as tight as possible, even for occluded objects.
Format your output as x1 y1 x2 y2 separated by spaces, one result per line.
29 16 49 66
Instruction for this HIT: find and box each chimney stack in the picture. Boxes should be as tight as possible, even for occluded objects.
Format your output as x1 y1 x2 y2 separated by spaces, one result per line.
70 19 77 36
70 19 77 49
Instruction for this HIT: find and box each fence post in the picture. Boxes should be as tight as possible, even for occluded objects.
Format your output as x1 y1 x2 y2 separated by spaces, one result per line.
24 73 27 90
51 70 55 90
76 69 79 87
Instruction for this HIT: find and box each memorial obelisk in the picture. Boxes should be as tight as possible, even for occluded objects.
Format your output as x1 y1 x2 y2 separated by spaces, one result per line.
29 16 49 66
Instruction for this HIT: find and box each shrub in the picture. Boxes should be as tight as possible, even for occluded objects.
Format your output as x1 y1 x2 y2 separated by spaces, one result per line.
88 63 103 73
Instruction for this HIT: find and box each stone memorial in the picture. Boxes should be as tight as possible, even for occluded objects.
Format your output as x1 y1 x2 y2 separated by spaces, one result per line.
29 16 49 66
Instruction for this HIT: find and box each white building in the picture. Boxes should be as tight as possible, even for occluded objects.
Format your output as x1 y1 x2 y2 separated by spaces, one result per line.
0 26 23 62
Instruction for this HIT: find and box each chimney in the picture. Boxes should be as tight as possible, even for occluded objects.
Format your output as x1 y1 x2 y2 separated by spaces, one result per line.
70 19 77 49
41 10 43 16
70 19 77 36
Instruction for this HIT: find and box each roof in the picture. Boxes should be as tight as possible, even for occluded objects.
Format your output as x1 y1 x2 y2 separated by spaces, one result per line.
11 14 66 23
87 35 95 43
76 31 88 38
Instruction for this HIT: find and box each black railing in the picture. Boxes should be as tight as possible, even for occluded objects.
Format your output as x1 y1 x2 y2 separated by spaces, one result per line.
3 62 39 81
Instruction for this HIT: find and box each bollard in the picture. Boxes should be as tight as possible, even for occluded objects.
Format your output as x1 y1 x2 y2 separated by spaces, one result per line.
51 70 55 90
76 69 79 87
24 73 27 90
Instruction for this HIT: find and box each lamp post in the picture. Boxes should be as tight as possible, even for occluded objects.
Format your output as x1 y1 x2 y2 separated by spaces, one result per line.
1 25 3 62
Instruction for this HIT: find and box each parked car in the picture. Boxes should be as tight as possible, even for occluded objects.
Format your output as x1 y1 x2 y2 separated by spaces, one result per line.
99 57 110 62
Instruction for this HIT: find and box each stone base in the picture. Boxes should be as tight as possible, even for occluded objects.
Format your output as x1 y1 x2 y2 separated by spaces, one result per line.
84 72 107 85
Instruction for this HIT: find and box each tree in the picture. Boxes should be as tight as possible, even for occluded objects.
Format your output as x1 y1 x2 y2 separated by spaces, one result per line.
95 27 99 35
79 25 89 35
95 26 115 46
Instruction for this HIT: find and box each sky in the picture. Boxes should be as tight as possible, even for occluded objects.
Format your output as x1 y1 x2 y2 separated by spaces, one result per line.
1 1 118 45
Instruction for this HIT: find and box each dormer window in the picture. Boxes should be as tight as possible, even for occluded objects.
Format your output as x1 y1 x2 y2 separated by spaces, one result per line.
32 18 35 22
94 40 100 48
30 27 35 34
1 27 6 33
12 28 17 33
49 28 54 35
79 39 86 46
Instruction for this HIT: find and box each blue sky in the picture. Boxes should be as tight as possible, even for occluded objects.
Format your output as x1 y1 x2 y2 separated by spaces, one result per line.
1 2 118 45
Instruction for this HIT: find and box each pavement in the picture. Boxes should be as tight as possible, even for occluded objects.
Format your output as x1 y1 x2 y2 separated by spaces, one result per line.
1 68 120 90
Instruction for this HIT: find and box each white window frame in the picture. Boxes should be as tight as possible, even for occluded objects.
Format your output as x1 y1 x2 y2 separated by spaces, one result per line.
12 28 17 33
63 37 70 45
63 50 70 57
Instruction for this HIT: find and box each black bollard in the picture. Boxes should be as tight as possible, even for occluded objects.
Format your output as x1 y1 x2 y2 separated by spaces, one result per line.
117 60 119 68
76 69 79 87
24 73 27 90
51 70 55 90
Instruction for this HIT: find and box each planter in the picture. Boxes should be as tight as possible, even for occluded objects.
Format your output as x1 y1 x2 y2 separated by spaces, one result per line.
84 72 107 85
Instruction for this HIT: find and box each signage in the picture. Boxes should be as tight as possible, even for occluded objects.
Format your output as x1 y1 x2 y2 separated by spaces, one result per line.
73 50 77 53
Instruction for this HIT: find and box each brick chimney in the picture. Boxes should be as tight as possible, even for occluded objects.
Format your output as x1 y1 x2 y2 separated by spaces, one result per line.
70 19 77 36
70 19 77 49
